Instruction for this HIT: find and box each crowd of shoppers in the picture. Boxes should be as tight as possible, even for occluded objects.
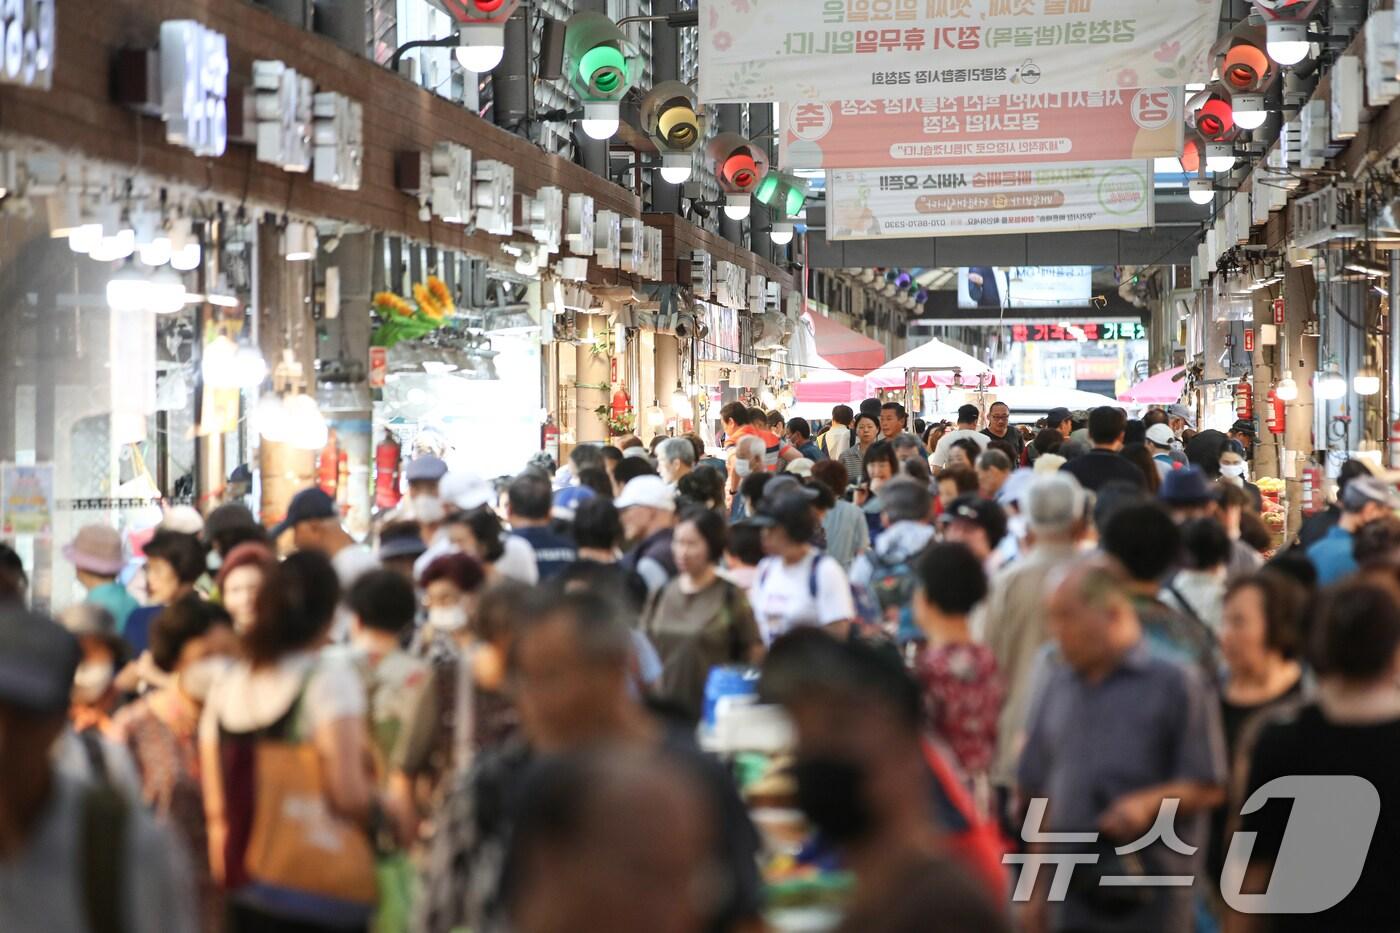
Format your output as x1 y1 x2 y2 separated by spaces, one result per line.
2 396 1399 933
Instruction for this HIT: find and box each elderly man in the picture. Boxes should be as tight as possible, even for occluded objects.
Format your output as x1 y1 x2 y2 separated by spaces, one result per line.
656 437 696 489
879 402 929 458
727 435 767 521
1017 555 1225 933
1307 476 1400 585
976 449 1013 500
616 475 680 594
785 417 824 462
982 401 1023 458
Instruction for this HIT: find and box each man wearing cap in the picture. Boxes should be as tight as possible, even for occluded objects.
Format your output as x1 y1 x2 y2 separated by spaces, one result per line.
1045 407 1073 440
1145 423 1178 480
1167 403 1195 439
384 454 449 527
976 474 1088 808
1227 418 1256 459
0 607 197 932
1307 476 1400 585
616 475 679 596
849 478 935 638
272 487 379 590
64 524 139 636
931 405 991 468
938 495 1009 571
507 472 578 580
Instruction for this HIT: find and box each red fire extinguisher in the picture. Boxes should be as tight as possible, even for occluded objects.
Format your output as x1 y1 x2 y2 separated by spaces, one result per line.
543 415 561 465
1234 380 1253 420
610 386 631 421
1301 460 1324 515
317 429 340 497
1265 389 1286 435
375 430 402 510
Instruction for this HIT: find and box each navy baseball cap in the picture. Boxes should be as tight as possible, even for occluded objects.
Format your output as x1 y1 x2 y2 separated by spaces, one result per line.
270 487 338 538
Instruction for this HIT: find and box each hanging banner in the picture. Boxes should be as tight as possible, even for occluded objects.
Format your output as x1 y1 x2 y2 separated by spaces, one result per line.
699 0 1215 103
1 463 55 536
827 161 1153 240
781 88 1182 170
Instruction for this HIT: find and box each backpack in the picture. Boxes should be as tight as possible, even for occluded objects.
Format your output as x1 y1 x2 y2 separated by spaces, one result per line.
758 551 882 633
861 545 920 643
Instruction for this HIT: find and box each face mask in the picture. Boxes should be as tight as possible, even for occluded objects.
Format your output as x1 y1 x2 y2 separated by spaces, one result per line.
73 660 115 704
206 551 223 572
1221 463 1248 480
413 495 446 524
791 754 874 843
734 459 753 478
428 604 468 632
179 655 231 703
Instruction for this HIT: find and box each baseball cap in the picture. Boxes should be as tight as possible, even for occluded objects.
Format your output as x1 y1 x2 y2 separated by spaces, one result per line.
63 524 126 576
1158 466 1217 506
1023 474 1087 533
615 475 676 512
998 467 1037 509
748 487 818 530
1145 424 1176 448
1046 407 1072 427
1229 419 1257 437
938 494 1008 545
378 527 428 561
441 471 493 511
204 503 259 542
1168 404 1196 429
785 458 815 478
552 485 598 521
161 505 205 535
0 607 81 714
1342 476 1400 512
269 487 338 538
405 455 449 483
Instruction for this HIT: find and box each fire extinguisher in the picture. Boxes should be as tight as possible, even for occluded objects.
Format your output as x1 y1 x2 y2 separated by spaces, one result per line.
375 430 402 510
1266 389 1286 436
1301 460 1324 515
543 415 561 465
610 386 631 420
1234 380 1253 420
317 428 340 497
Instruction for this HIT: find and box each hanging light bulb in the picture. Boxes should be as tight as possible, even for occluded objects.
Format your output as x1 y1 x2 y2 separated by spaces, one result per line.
233 343 268 389
1274 371 1299 401
201 335 240 389
455 23 507 72
253 394 289 442
147 267 189 315
769 226 794 246
140 236 172 267
68 222 103 255
1265 20 1311 66
1315 362 1347 400
1188 179 1215 205
170 241 202 271
659 160 693 185
281 393 329 449
671 381 689 411
106 261 151 312
90 228 136 262
1354 366 1381 396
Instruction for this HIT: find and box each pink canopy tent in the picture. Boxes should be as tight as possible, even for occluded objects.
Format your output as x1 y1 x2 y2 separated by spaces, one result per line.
864 338 997 392
794 354 866 404
1118 366 1186 405
806 310 888 375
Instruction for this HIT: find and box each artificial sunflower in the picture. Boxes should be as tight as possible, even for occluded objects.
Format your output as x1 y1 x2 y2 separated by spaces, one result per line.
413 282 445 320
374 291 416 318
426 275 456 316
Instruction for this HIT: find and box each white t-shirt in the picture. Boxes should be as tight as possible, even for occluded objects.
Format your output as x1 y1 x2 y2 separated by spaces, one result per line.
201 647 367 738
930 428 990 467
750 551 856 641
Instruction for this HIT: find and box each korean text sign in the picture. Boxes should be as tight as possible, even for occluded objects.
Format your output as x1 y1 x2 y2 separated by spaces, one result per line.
699 0 1215 103
827 161 1153 240
781 88 1182 170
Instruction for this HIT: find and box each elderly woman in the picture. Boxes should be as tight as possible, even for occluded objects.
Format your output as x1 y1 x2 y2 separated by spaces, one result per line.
214 541 276 636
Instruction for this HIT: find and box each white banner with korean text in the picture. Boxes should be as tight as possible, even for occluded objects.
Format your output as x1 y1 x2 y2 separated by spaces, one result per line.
699 0 1215 104
827 161 1154 240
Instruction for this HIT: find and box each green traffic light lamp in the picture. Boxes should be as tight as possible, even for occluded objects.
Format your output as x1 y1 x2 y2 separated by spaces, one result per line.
563 12 637 140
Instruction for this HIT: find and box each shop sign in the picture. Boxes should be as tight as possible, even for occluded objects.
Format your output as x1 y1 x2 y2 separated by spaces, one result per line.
1074 358 1120 382
1005 321 1145 342
253 60 313 172
0 462 54 536
160 20 228 157
781 88 1181 170
700 303 742 363
699 0 1216 104
431 142 474 224
369 347 387 389
827 160 1152 240
0 0 55 89
1272 298 1285 325
1243 328 1255 353
313 92 364 190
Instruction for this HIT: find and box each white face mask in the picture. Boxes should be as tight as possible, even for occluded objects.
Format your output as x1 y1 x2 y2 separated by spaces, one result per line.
428 604 468 632
1221 463 1248 480
73 660 115 704
206 551 223 572
734 459 753 478
413 495 446 524
179 655 231 703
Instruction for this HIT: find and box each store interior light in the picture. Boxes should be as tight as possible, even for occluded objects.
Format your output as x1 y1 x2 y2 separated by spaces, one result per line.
455 23 507 72
106 261 150 312
1315 362 1347 401
201 335 239 389
283 220 317 261
1232 95 1269 130
659 163 692 184
769 223 794 245
148 267 189 315
580 102 621 140
1265 21 1311 66
281 393 330 449
140 236 172 267
90 228 136 263
170 241 202 271
1354 366 1381 396
1207 153 1238 173
1275 371 1299 400
723 201 751 221
233 343 268 388
68 223 103 255
1188 179 1215 205
671 381 689 411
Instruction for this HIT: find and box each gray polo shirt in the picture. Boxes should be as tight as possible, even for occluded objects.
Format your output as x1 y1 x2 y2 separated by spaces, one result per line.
1018 643 1226 933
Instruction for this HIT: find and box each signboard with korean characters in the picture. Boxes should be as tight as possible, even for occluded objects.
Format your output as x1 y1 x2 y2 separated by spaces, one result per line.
700 0 1215 104
780 87 1181 170
827 160 1152 240
160 20 228 157
0 0 55 89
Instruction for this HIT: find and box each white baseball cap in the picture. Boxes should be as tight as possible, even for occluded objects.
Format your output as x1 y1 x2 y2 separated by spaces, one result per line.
440 471 493 511
1145 424 1176 448
614 475 677 512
